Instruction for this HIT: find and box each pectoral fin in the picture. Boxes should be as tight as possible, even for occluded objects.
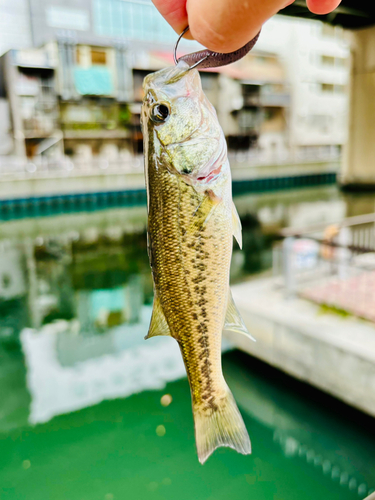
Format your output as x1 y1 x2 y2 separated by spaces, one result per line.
145 295 171 339
187 190 221 236
232 202 242 249
224 291 256 342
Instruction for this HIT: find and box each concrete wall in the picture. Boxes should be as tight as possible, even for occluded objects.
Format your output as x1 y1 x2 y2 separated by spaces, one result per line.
29 0 94 47
341 26 375 186
0 98 13 155
0 170 146 200
229 278 375 417
0 0 32 55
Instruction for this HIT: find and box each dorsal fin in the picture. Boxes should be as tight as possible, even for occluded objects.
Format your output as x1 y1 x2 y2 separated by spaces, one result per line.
224 290 255 342
145 295 172 339
231 202 242 249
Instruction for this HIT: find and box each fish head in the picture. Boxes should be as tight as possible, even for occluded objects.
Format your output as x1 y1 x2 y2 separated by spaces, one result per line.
141 63 227 188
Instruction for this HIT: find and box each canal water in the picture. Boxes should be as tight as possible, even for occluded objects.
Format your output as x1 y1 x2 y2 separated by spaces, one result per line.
1 185 375 500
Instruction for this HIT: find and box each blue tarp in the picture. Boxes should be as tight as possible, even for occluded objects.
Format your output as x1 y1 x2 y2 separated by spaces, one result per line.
74 66 113 96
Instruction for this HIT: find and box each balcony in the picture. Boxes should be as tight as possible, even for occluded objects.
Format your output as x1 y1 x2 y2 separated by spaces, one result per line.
23 116 58 138
259 93 291 107
242 83 291 108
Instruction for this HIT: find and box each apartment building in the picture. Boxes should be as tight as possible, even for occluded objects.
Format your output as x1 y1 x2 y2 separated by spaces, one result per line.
257 15 350 158
0 0 345 163
0 41 290 161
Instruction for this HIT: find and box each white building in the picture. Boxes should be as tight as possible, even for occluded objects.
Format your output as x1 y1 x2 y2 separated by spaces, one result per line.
0 0 32 56
257 15 350 158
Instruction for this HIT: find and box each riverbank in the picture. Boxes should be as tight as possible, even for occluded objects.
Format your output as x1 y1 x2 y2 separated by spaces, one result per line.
229 277 375 417
0 160 338 221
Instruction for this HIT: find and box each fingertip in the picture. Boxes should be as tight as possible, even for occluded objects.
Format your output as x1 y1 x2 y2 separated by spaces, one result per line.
152 0 191 36
306 0 342 15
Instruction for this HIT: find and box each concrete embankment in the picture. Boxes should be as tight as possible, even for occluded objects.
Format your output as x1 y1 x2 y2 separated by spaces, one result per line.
0 160 338 221
229 277 375 417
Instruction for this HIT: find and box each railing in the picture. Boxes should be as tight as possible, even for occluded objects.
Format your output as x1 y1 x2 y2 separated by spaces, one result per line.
258 93 291 107
0 156 145 177
276 213 375 322
0 149 341 178
228 147 341 167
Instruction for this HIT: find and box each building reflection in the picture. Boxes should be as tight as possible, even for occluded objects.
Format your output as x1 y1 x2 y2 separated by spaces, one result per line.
1 188 374 430
0 220 184 425
0 242 29 344
224 353 375 498
21 312 185 425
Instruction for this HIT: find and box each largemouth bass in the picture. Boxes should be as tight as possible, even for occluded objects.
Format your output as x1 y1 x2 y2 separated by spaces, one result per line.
141 63 253 464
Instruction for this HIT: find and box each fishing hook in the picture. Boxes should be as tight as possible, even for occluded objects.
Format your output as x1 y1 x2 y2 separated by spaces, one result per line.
173 27 209 69
174 26 261 70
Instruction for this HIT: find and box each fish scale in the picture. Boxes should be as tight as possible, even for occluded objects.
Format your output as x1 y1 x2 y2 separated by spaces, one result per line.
149 168 230 404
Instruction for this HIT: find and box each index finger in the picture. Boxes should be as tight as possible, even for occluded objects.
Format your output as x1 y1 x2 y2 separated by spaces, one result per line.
152 0 192 38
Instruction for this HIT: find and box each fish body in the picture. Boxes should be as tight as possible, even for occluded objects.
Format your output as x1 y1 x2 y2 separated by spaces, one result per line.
141 63 252 464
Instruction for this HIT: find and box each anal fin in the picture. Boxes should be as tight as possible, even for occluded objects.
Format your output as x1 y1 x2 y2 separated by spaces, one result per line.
224 290 256 342
145 296 171 339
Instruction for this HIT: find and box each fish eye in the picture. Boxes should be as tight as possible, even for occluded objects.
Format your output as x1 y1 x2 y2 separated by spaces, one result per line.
151 103 170 123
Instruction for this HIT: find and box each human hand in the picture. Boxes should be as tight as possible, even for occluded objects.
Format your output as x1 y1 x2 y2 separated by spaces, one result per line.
152 0 342 53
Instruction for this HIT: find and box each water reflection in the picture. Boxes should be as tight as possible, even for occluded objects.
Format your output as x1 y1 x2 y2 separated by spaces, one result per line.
225 352 375 498
1 186 375 499
22 316 185 425
1 185 375 428
2 222 186 424
3 186 345 346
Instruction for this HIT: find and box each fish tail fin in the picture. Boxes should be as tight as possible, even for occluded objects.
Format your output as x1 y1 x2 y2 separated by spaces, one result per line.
193 386 251 464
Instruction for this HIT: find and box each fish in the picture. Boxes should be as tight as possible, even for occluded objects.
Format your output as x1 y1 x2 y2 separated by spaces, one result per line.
141 62 254 464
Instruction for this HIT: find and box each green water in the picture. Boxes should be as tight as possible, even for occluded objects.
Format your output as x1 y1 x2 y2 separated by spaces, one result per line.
0 352 374 500
1 185 375 499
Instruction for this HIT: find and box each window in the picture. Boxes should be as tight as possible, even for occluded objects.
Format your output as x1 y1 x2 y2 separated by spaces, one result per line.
321 83 334 92
93 0 177 43
242 84 260 106
76 48 81 65
242 84 260 97
262 83 284 94
91 49 107 65
321 55 335 66
238 109 258 132
264 109 278 121
321 55 348 67
320 83 346 93
334 84 346 93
